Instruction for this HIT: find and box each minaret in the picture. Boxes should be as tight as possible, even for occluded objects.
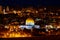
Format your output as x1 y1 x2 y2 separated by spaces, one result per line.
0 5 3 13
3 8 7 14
3 9 5 14
6 6 9 12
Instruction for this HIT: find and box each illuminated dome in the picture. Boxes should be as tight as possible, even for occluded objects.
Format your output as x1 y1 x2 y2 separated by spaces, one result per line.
26 18 34 26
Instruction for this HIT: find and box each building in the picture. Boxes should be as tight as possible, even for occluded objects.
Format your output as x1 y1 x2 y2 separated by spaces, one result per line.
26 18 35 26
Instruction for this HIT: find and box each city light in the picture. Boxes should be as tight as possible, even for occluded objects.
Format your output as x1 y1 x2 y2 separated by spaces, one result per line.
1 32 31 38
0 5 60 38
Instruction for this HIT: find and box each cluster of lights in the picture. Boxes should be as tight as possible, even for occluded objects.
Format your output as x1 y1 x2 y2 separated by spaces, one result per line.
2 32 31 38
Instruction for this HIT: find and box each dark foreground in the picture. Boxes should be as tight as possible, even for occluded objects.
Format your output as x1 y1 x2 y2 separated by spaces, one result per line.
0 35 60 40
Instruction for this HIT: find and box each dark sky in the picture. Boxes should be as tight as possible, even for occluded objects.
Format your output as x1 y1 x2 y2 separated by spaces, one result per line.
0 0 60 7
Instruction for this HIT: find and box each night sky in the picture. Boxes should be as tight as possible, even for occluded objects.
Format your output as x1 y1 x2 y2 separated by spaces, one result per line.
0 0 60 7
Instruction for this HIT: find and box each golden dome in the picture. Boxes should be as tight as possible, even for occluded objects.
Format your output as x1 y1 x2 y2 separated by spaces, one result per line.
26 18 34 25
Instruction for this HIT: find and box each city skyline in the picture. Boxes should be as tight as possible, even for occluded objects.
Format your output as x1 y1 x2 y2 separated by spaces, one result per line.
0 0 60 39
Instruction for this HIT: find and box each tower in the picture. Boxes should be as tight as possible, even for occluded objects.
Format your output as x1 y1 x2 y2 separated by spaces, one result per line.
0 5 3 13
6 6 9 12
